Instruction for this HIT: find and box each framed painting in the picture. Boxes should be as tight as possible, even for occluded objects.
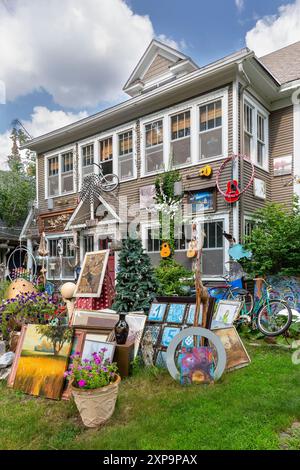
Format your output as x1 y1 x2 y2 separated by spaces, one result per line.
178 347 215 385
212 327 251 371
166 303 186 324
72 309 119 328
126 312 147 358
81 339 115 363
74 250 110 298
148 302 167 322
253 178 266 200
186 304 203 326
13 324 73 400
188 188 216 214
212 300 242 328
7 325 27 388
160 326 181 348
273 155 292 177
144 324 161 346
140 184 156 210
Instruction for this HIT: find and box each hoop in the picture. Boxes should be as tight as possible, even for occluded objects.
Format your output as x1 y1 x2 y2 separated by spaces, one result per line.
7 245 37 281
216 154 255 199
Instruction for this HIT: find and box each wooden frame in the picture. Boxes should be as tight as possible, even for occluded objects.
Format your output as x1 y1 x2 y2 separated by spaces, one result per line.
71 309 119 328
7 325 27 388
212 299 242 328
74 249 110 298
187 187 217 214
212 326 251 371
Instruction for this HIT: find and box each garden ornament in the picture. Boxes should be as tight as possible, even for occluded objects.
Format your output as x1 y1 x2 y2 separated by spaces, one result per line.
141 330 154 367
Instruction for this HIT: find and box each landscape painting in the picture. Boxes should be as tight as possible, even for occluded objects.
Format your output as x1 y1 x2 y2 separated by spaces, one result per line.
74 250 110 297
13 324 73 400
213 327 251 371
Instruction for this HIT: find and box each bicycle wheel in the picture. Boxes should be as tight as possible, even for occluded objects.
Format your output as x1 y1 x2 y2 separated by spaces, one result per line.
257 300 293 337
100 173 119 192
227 287 254 315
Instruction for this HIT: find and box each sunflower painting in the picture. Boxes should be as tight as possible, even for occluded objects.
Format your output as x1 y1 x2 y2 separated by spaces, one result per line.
74 250 110 297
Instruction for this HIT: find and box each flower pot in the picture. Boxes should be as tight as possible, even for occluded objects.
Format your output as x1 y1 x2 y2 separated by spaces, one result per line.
71 374 121 428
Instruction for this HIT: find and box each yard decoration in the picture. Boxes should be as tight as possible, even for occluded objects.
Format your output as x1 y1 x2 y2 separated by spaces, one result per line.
160 242 171 258
6 245 37 282
60 282 76 325
216 154 255 204
38 232 48 287
114 314 129 345
66 350 120 428
141 330 154 366
6 278 37 300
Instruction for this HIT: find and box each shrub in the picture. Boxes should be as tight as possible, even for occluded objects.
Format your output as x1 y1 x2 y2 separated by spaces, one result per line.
154 259 194 296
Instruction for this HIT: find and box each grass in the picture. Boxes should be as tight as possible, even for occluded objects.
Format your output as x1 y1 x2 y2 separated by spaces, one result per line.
1 343 300 450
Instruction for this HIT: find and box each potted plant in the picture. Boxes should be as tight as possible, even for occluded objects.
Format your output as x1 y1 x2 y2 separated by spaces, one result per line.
65 350 120 428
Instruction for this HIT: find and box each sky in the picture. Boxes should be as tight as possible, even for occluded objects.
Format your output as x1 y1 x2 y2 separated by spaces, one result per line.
1 0 300 169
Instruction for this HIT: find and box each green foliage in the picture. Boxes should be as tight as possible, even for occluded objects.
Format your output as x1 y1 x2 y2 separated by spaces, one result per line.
0 170 35 227
35 325 72 356
154 258 194 296
66 351 118 390
242 200 300 277
0 281 10 301
112 237 158 313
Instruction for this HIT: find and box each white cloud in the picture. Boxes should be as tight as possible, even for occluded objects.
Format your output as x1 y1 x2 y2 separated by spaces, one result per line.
235 0 245 13
0 0 180 108
0 107 88 170
246 0 300 56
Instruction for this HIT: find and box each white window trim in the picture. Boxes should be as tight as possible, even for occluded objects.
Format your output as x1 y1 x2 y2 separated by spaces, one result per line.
294 102 300 198
79 141 96 188
140 88 229 177
243 93 269 172
45 145 76 199
116 125 137 182
46 233 75 281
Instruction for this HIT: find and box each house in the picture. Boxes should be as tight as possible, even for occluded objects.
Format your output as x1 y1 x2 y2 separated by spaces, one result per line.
20 39 300 282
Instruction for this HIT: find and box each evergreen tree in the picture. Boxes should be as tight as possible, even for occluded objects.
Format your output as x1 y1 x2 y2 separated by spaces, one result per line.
113 237 158 313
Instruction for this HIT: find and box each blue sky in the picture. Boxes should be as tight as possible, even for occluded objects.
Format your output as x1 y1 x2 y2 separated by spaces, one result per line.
0 0 299 167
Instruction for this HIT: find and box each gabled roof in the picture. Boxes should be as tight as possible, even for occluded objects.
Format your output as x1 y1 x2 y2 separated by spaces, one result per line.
259 41 300 84
123 39 198 96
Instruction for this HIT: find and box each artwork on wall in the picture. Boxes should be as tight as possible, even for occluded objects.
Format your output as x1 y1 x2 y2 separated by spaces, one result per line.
253 178 266 200
13 324 73 399
273 155 292 177
74 250 110 298
166 304 186 324
186 304 203 325
148 303 167 322
212 326 251 371
179 347 215 385
140 184 156 210
212 300 242 328
126 312 147 358
188 188 216 214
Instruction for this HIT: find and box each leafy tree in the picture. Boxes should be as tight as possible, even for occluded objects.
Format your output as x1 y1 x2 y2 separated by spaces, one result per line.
35 325 73 356
112 237 158 313
242 199 300 277
0 170 35 226
154 258 194 296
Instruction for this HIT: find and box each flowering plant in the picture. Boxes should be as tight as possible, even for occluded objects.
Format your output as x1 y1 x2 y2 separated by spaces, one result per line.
65 349 118 390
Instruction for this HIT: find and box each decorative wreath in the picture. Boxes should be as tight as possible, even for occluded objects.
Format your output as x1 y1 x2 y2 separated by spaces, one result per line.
216 154 255 202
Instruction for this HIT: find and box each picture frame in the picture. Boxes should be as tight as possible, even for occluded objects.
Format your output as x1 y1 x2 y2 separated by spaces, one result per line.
140 184 156 210
212 300 242 328
148 302 167 322
166 303 186 324
143 324 161 346
253 178 266 200
160 326 181 348
273 155 292 177
72 309 119 328
188 188 216 214
212 326 251 371
81 339 116 363
73 250 110 298
155 349 167 367
186 304 203 326
7 325 27 388
126 312 147 358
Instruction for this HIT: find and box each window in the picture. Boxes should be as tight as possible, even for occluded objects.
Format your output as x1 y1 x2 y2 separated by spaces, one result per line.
48 156 59 197
118 131 133 180
202 221 224 275
257 114 266 166
244 218 256 241
170 111 191 166
83 235 94 254
100 137 113 175
145 120 164 173
61 152 74 193
244 102 253 158
199 100 222 159
174 225 191 250
82 144 94 178
47 237 75 280
147 227 160 252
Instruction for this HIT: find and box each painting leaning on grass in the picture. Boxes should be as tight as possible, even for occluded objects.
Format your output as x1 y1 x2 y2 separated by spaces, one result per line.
13 324 73 399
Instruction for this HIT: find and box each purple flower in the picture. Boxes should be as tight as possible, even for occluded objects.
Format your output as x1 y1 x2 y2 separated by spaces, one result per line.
78 380 86 388
101 347 108 353
102 366 108 372
63 371 69 377
83 358 89 363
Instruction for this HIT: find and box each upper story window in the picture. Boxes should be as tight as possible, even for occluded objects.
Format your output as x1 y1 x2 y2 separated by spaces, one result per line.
118 130 133 181
100 137 113 175
199 100 222 159
244 102 253 158
257 113 266 167
82 144 94 178
145 120 164 173
244 99 268 168
170 111 191 166
48 156 59 197
61 152 74 193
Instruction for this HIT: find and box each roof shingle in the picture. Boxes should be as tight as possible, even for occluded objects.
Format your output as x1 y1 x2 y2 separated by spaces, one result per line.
259 41 300 84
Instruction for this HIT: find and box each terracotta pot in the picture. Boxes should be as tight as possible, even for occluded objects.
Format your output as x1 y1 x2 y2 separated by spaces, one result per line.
71 374 121 428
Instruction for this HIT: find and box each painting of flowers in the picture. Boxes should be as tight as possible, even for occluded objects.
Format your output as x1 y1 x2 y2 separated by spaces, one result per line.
13 324 73 399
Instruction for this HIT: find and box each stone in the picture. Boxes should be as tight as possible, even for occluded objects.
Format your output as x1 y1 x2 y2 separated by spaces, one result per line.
0 341 5 357
0 351 15 369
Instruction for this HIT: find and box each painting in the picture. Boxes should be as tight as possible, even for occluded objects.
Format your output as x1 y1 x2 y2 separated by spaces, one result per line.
148 302 167 322
81 339 115 362
186 304 203 326
140 184 156 209
126 312 147 358
144 325 161 346
273 155 292 176
13 324 73 399
166 303 186 324
161 326 181 348
212 327 251 371
155 350 167 367
212 300 242 328
179 347 215 384
74 250 110 298
253 178 266 200
7 325 27 388
188 189 216 214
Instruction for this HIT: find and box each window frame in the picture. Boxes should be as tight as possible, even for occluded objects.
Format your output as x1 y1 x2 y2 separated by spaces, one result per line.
45 146 75 199
243 94 269 171
117 127 137 182
199 99 223 160
46 234 76 281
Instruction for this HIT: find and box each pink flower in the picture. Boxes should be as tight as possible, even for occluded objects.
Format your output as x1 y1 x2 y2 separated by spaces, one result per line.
78 380 86 388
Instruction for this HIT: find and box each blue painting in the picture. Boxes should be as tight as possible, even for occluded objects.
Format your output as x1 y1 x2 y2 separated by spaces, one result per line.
144 325 161 346
148 303 167 322
186 304 203 326
167 304 186 324
161 326 181 348
189 190 214 213
155 350 167 367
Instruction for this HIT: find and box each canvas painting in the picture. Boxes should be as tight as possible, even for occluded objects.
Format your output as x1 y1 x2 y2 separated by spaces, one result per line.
167 303 186 324
161 326 181 348
81 339 115 362
140 184 156 209
188 189 215 214
144 325 161 346
13 324 73 399
126 312 147 358
213 327 251 371
186 304 203 326
212 300 242 328
148 303 167 322
179 347 215 385
273 155 292 176
74 250 110 297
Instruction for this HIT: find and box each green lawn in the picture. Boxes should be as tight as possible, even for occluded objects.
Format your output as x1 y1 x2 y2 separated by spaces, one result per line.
1 343 300 450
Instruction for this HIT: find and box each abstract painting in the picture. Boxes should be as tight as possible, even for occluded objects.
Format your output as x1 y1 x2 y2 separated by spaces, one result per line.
144 325 161 346
179 347 215 384
161 326 181 348
74 250 110 297
148 303 167 322
212 327 251 371
13 324 73 399
166 303 186 324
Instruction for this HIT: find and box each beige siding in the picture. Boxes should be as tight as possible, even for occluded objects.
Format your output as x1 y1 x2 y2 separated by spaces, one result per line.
143 55 173 82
